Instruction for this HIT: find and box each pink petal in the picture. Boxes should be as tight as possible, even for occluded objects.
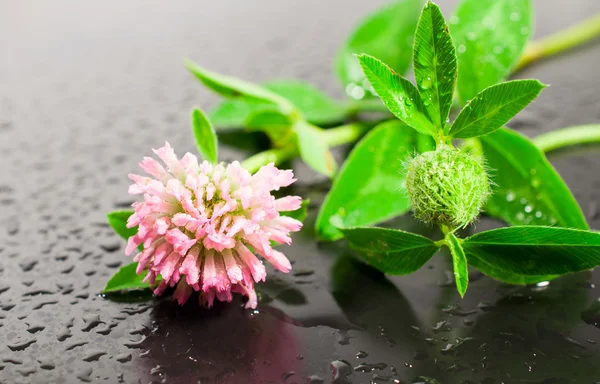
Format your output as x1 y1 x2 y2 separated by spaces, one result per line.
275 196 302 211
222 249 243 284
139 157 171 182
235 243 266 282
180 247 201 285
173 279 194 305
263 248 292 273
159 250 181 282
153 142 185 178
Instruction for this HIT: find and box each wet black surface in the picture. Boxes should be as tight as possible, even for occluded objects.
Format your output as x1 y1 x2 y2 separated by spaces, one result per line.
1 0 600 383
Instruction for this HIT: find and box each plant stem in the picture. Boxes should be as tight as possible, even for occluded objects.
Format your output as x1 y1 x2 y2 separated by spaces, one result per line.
321 122 371 147
532 125 600 153
240 122 371 173
240 146 298 174
515 13 600 71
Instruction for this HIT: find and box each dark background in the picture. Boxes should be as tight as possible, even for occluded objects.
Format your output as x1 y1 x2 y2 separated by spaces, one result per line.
1 0 600 383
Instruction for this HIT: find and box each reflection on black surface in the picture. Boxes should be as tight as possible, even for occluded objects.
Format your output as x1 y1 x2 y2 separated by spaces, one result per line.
330 251 600 383
138 298 304 384
414 272 600 383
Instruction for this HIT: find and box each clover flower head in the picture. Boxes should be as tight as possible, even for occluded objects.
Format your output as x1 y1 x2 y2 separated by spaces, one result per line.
125 142 302 308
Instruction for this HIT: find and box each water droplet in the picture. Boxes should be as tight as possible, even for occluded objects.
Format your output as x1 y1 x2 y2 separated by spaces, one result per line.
506 192 516 202
330 360 352 383
76 367 93 382
37 357 55 370
536 281 550 287
457 45 467 54
404 98 413 106
524 205 533 213
356 351 368 359
535 211 543 218
336 329 351 345
510 12 521 21
420 76 433 90
82 349 107 362
353 362 388 372
115 353 132 363
493 45 504 55
519 197 528 205
307 375 325 384
520 26 530 35
466 31 477 41
449 15 460 25
7 339 36 352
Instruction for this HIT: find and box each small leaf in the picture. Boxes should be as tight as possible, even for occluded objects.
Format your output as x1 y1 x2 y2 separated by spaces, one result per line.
479 128 588 230
357 54 437 136
245 109 293 146
462 226 600 276
446 233 468 297
336 0 423 92
191 108 218 164
209 80 347 130
245 109 292 129
281 199 310 223
263 81 347 126
316 120 434 241
107 210 136 240
340 226 440 274
185 59 294 112
450 0 533 103
451 80 546 138
209 99 274 131
295 121 337 177
468 257 558 285
103 262 156 293
413 1 457 128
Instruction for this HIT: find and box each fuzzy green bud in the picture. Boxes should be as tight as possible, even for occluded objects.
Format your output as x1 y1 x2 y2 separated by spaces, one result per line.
405 146 489 229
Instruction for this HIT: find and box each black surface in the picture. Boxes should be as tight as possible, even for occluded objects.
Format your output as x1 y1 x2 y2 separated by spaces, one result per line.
1 0 600 383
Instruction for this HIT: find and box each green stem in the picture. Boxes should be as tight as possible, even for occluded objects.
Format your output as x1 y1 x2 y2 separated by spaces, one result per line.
515 13 600 71
240 122 371 173
240 146 298 174
532 125 600 153
321 122 371 147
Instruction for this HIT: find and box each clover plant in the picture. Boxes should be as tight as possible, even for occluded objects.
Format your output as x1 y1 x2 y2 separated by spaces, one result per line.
103 0 600 300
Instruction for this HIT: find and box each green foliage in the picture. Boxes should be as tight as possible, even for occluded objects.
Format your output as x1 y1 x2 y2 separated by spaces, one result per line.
479 128 588 229
340 227 440 274
357 54 437 136
316 121 434 241
336 0 423 92
103 262 158 293
462 226 600 276
449 0 533 103
263 81 347 125
446 232 468 297
107 210 137 240
450 80 546 138
245 109 293 146
294 121 337 177
413 1 457 129
191 108 218 164
209 99 272 131
106 1 600 300
209 80 347 130
185 59 293 112
406 146 489 229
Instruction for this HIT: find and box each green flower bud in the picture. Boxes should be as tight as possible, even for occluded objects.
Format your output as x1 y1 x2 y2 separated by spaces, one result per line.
405 146 489 229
